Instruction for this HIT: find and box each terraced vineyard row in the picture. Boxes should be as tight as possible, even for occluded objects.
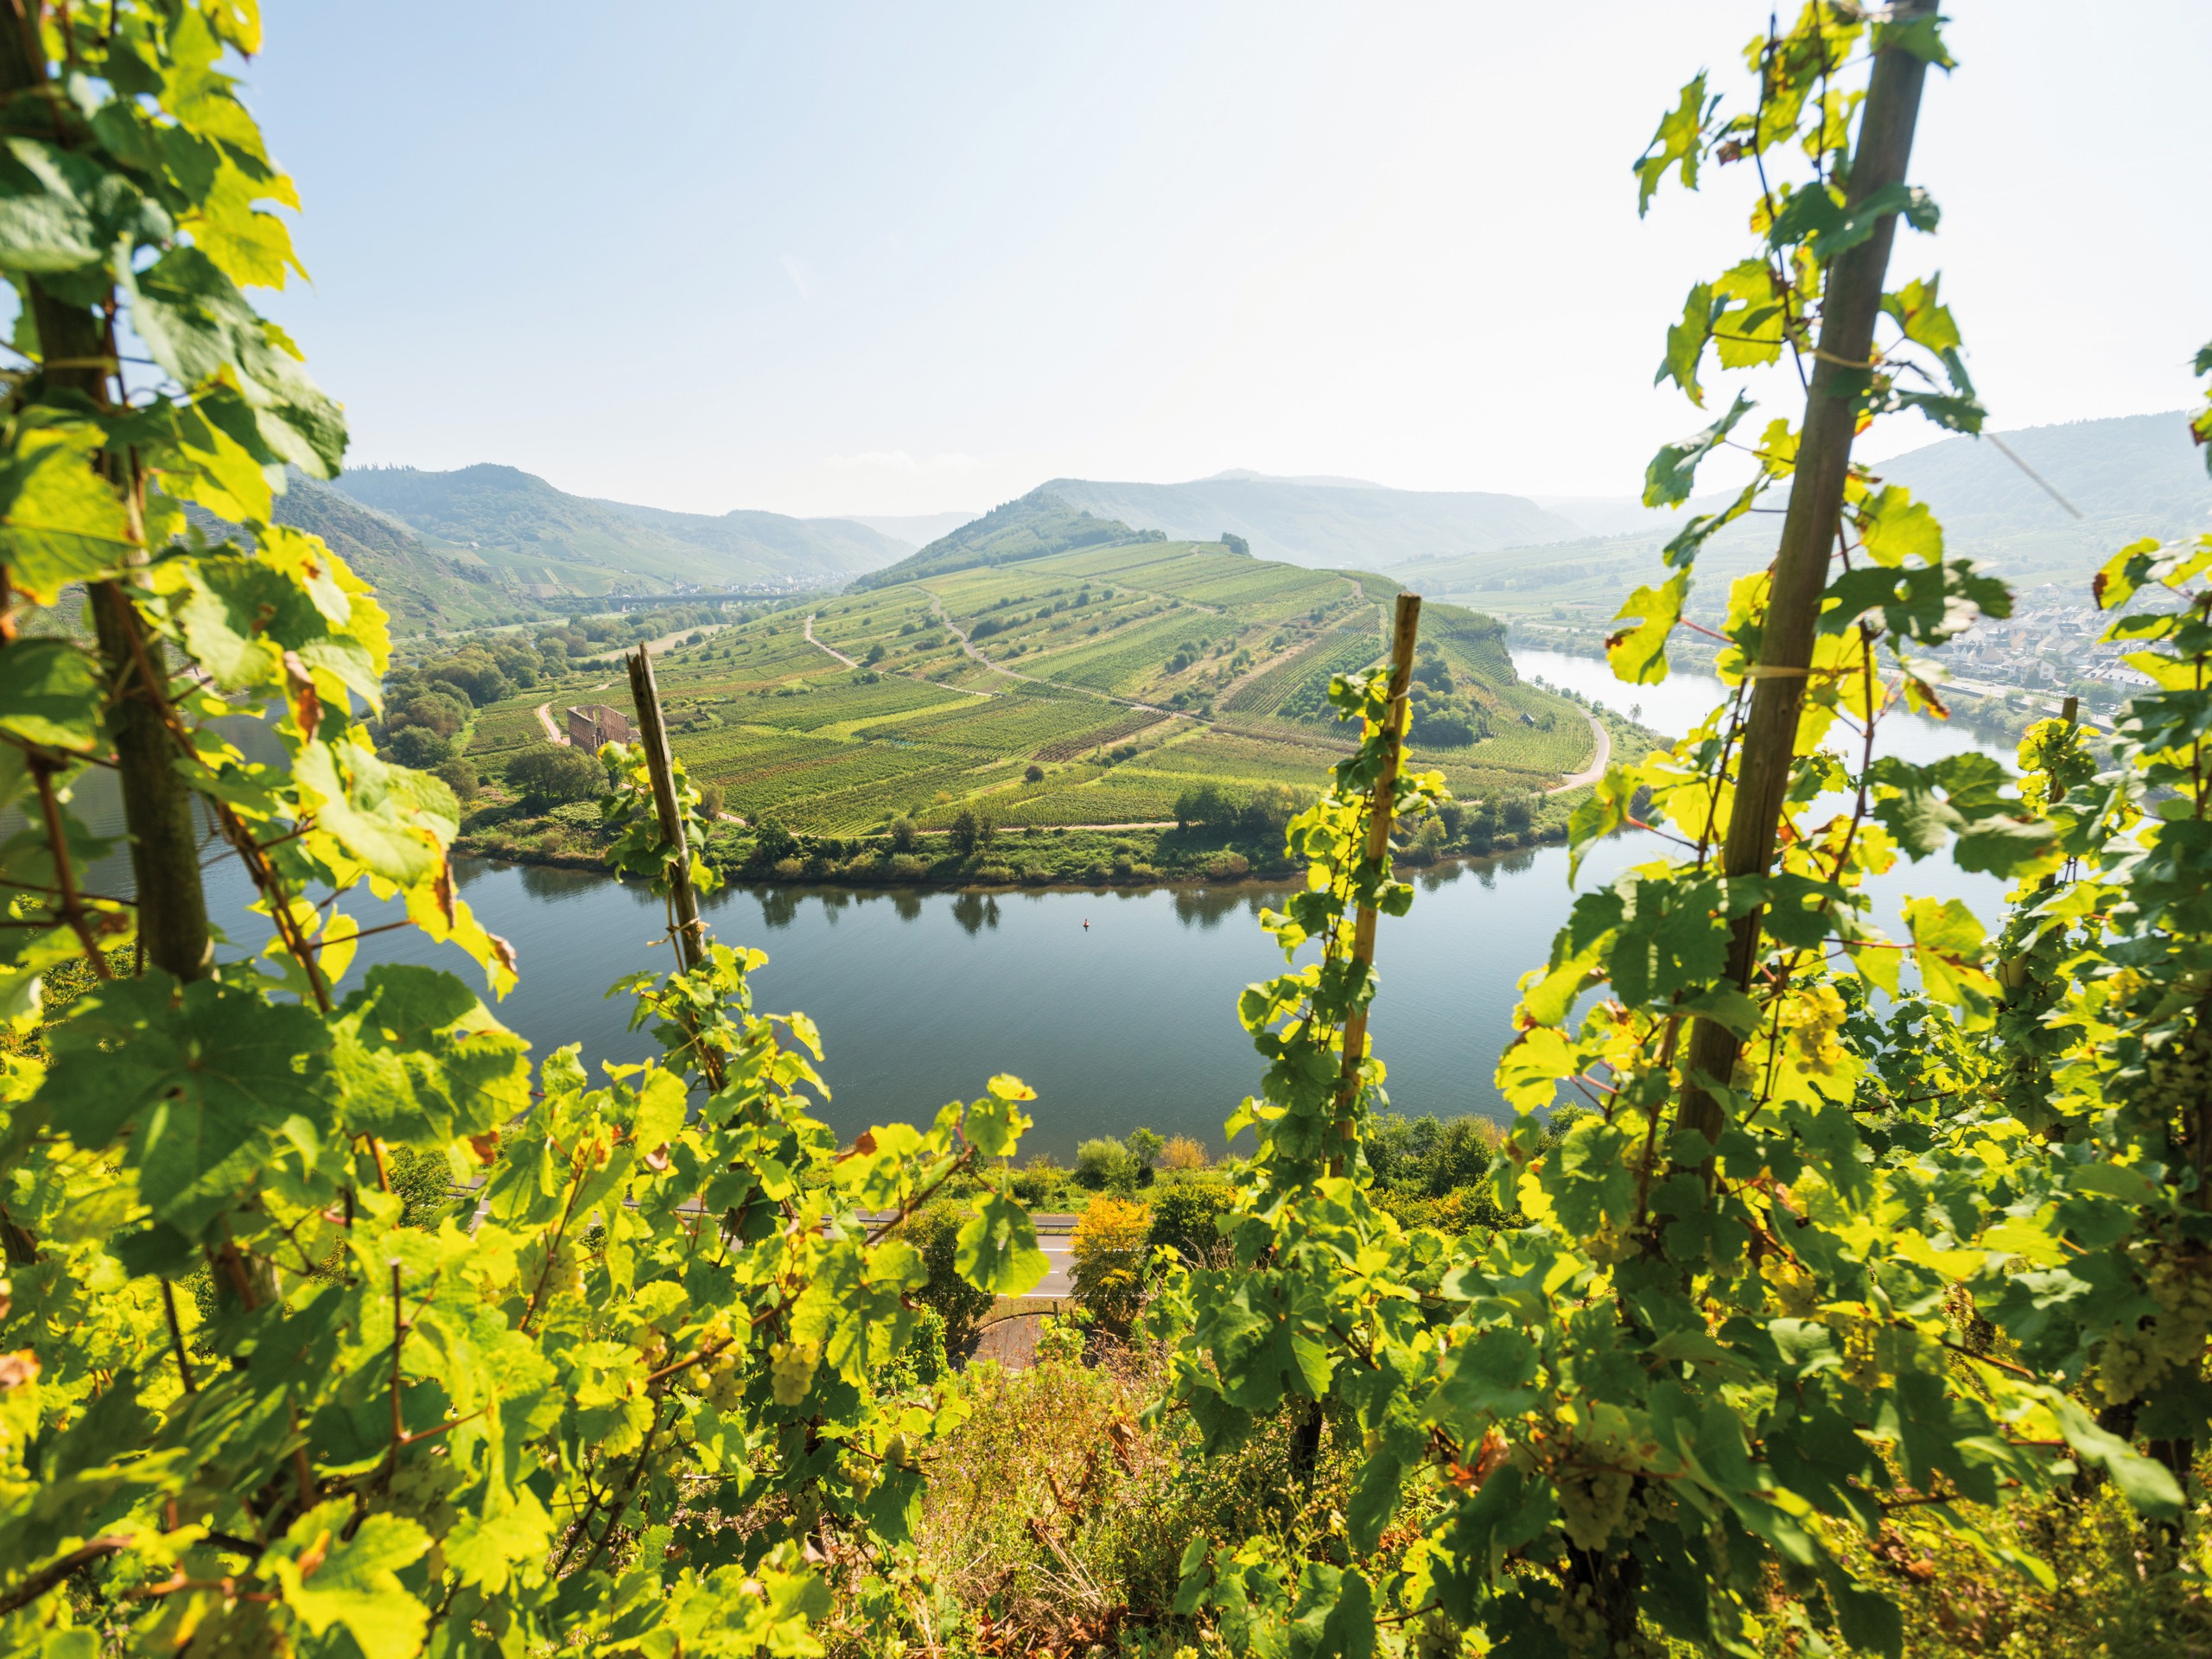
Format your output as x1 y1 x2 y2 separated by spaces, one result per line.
1217 624 1381 715
464 699 551 758
857 691 1117 754
451 537 1597 837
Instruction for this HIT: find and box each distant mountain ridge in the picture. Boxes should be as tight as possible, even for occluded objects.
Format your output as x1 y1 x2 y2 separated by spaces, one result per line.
324 464 912 604
850 487 1164 590
1390 410 2212 601
1039 473 1583 569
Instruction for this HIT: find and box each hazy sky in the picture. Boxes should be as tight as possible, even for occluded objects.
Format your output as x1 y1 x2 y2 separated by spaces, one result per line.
249 3 2211 520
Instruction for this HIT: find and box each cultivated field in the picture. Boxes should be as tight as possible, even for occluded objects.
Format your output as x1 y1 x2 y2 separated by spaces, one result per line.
474 540 1593 834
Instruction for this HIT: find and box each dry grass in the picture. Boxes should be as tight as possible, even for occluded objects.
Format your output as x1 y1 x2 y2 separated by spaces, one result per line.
914 1341 1190 1651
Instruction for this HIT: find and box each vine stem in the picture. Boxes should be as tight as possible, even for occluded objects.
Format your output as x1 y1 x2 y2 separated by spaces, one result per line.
626 645 725 1093
160 1278 195 1395
28 756 111 973
1327 592 1421 1176
0 1537 136 1618
1675 3 1936 1173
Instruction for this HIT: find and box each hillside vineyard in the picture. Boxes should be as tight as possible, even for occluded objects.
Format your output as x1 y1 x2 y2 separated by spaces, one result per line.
457 535 1596 836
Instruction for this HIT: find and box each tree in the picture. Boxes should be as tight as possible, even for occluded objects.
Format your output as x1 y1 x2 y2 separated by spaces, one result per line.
888 816 919 853
865 641 887 664
1024 762 1046 783
1127 1125 1164 1174
505 743 605 810
898 1199 996 1351
1220 531 1250 556
385 724 453 768
949 807 980 855
748 816 800 866
1174 781 1234 829
1074 1135 1135 1191
434 756 481 805
1070 1196 1152 1332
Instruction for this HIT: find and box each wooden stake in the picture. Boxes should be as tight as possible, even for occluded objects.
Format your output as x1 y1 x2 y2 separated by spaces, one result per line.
1331 592 1422 1172
1676 8 1937 1161
626 647 708 974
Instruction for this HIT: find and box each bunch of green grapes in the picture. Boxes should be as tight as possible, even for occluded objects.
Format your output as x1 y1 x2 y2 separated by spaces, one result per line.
2088 1243 2212 1406
1554 1462 1636 1551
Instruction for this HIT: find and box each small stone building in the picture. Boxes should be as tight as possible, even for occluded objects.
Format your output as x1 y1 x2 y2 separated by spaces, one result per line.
565 703 633 749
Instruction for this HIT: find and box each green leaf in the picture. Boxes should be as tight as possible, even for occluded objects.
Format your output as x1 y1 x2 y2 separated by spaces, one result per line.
332 964 531 1147
2049 1395 2184 1518
1656 282 1713 405
42 974 335 1233
0 137 169 273
1643 391 1753 508
274 1502 433 1659
125 245 346 475
1634 74 1713 215
295 738 458 886
955 1190 1048 1295
1767 179 1939 260
0 637 103 751
0 415 137 603
1606 571 1689 685
1855 484 1942 567
963 1075 1034 1160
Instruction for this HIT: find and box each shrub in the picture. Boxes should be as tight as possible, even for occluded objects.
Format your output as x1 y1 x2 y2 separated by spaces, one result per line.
505 742 605 810
747 817 799 865
385 724 452 768
1174 782 1235 829
433 755 480 804
889 854 926 880
1070 1197 1151 1332
1145 1178 1236 1265
1012 1155 1069 1207
1127 1127 1163 1175
1159 1135 1208 1171
1074 1136 1135 1192
698 783 726 820
899 1201 995 1350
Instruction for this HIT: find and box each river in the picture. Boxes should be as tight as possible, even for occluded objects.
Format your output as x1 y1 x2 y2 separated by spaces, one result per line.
79 648 2015 1159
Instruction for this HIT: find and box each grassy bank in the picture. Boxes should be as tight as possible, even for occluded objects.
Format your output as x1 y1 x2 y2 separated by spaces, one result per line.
454 788 1586 889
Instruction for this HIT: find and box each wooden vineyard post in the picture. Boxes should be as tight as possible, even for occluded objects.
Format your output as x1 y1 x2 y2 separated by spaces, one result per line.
1675 5 1938 1166
626 646 708 974
1331 591 1422 1173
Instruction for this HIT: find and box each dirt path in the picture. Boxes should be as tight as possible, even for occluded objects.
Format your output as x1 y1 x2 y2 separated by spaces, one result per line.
532 702 566 745
804 609 996 699
803 613 858 668
1549 711 1611 792
925 589 1193 723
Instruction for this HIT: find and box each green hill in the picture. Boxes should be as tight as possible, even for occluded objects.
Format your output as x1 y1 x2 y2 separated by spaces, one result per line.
540 537 1591 839
326 464 911 598
1392 410 2212 613
1041 472 1584 569
849 487 1164 590
183 474 526 636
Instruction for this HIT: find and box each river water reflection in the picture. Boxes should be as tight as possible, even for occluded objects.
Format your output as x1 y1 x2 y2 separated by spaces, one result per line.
96 647 2013 1158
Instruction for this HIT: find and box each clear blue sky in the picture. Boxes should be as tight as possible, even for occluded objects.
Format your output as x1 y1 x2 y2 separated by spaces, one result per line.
246 2 2212 519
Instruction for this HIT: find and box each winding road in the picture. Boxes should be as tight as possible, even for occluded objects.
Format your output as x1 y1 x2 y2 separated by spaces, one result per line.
1550 712 1611 792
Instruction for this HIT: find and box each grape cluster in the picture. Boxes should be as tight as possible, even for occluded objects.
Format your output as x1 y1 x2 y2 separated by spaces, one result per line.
1554 1463 1636 1551
2088 1243 2212 1407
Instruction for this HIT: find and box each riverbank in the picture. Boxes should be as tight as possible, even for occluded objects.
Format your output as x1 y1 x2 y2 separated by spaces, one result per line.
454 797 1584 892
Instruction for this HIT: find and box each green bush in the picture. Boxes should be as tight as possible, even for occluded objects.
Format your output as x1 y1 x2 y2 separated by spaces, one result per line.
1146 1178 1236 1264
899 1200 995 1350
1074 1135 1135 1192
